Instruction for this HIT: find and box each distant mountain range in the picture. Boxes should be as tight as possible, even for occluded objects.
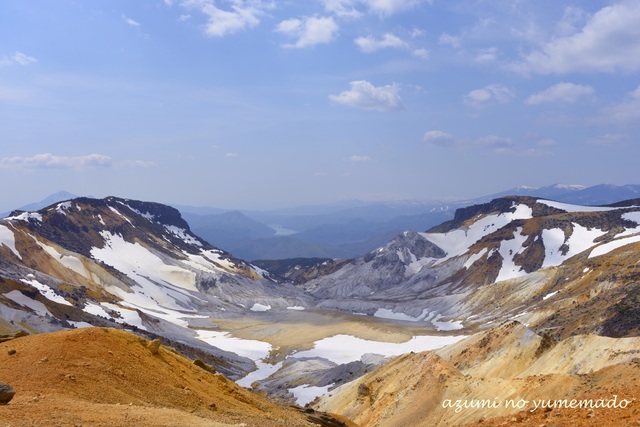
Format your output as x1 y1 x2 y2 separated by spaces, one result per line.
4 184 640 261
179 183 640 260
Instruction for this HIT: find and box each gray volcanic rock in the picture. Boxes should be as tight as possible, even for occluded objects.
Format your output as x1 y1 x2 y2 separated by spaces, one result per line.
0 383 16 404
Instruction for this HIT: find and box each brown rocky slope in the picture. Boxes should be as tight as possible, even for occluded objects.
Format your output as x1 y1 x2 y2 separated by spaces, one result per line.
314 321 640 427
0 327 321 427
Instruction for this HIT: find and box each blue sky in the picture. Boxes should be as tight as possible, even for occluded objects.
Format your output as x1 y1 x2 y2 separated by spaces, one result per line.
1 0 639 211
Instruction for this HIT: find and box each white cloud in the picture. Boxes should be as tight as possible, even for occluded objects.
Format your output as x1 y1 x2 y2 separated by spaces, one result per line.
361 0 425 16
275 16 338 48
329 80 403 111
512 1 640 74
322 0 427 18
474 47 498 63
225 152 239 158
525 82 594 105
423 131 454 147
322 0 362 19
0 153 112 171
438 33 460 49
598 84 640 124
351 155 372 162
354 33 407 53
180 0 272 37
423 131 543 156
412 48 429 59
118 160 158 168
555 5 589 37
475 135 514 149
122 14 141 27
588 133 629 146
0 51 37 67
464 84 514 107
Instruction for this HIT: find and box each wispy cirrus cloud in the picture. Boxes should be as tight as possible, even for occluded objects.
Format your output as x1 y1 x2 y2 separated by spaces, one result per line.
588 133 629 146
0 154 157 171
0 51 37 67
329 80 403 111
423 131 548 156
350 155 372 162
0 153 112 171
122 14 141 27
322 0 428 18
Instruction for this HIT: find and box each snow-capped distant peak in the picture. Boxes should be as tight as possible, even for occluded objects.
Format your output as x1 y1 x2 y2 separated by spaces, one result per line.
554 184 587 190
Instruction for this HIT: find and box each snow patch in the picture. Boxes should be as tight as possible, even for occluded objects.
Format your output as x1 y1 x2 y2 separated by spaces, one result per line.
541 224 607 268
250 303 271 312
463 248 488 269
589 235 640 259
21 278 72 306
56 201 72 214
165 225 202 247
431 314 464 331
3 290 51 316
374 308 430 322
36 241 89 279
91 231 198 293
108 206 132 224
495 227 528 282
292 334 466 365
0 224 21 259
289 384 333 406
196 330 272 361
7 211 42 222
423 203 533 263
538 200 618 213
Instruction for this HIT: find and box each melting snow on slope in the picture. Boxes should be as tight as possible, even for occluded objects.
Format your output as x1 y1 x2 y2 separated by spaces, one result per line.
0 224 21 259
495 227 529 282
289 384 333 406
82 302 147 329
463 248 488 269
589 235 640 259
6 212 43 222
422 203 533 263
617 212 640 238
541 224 607 268
292 334 466 365
538 200 619 213
374 308 429 322
108 206 132 224
3 290 52 316
165 225 202 247
21 277 72 306
196 330 272 361
36 241 89 279
250 303 271 312
91 231 198 293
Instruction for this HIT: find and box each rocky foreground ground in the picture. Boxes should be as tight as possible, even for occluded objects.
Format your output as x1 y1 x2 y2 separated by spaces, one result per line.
0 327 346 427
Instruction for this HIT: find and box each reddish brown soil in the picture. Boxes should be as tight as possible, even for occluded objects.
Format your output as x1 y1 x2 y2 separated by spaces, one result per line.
0 327 317 426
